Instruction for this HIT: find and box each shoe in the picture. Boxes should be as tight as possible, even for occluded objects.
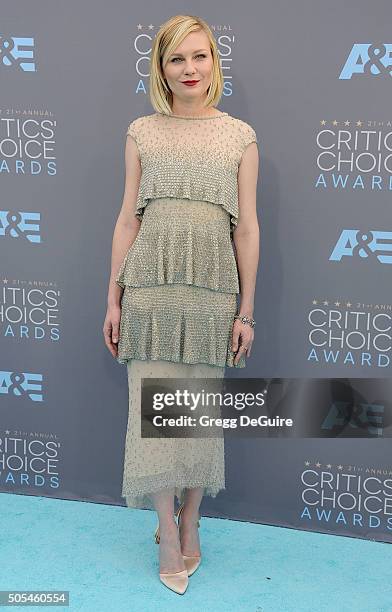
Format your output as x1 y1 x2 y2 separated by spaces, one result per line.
176 503 202 576
158 568 189 595
154 513 189 594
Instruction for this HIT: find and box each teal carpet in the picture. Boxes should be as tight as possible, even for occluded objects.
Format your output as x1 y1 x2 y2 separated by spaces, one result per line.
0 492 390 611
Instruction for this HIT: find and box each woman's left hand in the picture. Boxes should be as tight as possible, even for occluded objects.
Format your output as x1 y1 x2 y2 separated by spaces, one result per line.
232 319 254 365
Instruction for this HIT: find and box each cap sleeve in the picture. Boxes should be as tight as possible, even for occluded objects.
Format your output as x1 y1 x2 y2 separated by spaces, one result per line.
235 120 258 165
125 119 141 159
241 123 258 150
126 119 138 143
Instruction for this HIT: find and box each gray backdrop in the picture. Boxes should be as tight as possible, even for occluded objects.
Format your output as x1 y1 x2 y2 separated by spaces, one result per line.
1 0 391 543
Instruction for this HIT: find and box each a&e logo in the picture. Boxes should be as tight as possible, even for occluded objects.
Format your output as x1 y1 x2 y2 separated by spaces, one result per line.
339 44 392 79
0 33 35 71
0 211 41 243
0 371 43 401
330 229 392 263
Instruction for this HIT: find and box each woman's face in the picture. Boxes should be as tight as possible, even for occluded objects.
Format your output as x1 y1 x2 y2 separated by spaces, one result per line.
162 30 214 105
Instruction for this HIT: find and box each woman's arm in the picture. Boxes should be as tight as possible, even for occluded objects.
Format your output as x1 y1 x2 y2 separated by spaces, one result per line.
107 134 142 308
230 141 259 364
103 132 142 358
233 141 260 319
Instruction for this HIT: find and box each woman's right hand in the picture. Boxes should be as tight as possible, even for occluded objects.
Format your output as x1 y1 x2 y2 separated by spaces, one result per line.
103 304 121 358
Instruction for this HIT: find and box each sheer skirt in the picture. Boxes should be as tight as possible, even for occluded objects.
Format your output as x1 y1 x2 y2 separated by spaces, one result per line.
122 358 226 510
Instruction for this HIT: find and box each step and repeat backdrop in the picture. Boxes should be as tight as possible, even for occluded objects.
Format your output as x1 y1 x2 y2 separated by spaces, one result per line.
1 1 392 543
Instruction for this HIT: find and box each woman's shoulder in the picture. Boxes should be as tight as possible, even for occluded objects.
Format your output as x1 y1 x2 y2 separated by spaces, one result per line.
126 113 156 138
223 114 258 153
225 113 258 143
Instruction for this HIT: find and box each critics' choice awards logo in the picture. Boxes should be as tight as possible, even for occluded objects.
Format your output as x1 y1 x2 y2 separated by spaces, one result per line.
315 119 392 190
0 211 41 243
330 229 392 264
0 117 57 176
0 34 35 71
301 461 392 534
134 23 234 97
307 299 391 369
339 44 392 79
0 430 60 489
0 372 43 401
1 280 60 342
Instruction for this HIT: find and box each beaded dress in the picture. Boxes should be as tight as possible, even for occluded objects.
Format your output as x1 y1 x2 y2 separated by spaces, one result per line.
116 110 257 510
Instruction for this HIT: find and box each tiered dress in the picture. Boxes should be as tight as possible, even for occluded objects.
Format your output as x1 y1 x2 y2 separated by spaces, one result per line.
116 110 257 510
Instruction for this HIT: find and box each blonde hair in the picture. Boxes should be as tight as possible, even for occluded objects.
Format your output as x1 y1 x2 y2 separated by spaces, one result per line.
149 14 224 115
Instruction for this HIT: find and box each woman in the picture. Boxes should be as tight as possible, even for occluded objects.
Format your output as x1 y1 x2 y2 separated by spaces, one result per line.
103 14 259 594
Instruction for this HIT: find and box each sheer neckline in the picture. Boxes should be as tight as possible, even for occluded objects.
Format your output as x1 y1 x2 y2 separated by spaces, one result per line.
157 111 228 120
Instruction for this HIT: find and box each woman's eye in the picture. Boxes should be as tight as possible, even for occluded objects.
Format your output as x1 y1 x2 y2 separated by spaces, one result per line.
171 54 206 62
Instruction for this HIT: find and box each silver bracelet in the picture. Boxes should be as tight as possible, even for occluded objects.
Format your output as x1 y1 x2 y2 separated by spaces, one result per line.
234 314 256 328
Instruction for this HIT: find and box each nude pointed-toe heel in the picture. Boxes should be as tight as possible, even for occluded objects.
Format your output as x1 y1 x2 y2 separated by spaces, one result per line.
182 554 201 577
176 503 202 576
154 513 189 594
159 568 189 595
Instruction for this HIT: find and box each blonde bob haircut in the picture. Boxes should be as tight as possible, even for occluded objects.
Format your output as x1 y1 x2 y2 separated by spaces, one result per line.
149 14 224 116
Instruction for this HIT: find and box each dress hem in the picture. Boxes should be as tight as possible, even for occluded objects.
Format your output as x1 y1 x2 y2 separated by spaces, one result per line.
122 483 226 510
116 279 240 295
116 354 246 369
